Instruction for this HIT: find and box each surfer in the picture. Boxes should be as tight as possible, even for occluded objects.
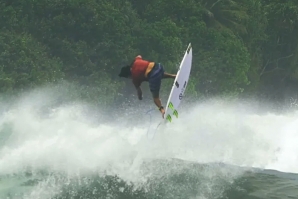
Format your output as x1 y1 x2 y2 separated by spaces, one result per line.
119 55 176 118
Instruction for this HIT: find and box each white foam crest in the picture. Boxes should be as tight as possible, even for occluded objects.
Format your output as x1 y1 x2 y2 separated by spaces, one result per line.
0 103 145 178
153 100 298 173
0 93 298 183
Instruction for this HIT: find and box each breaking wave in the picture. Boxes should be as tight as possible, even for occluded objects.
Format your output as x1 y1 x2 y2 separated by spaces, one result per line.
0 84 298 199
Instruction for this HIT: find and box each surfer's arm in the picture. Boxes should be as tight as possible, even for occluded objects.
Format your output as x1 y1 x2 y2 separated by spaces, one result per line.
133 80 142 100
136 86 142 100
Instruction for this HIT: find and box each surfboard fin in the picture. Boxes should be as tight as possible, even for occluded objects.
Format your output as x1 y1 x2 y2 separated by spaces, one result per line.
173 110 178 118
168 102 174 110
166 114 172 122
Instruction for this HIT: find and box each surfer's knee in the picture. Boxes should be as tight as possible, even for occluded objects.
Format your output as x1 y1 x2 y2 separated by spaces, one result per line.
151 90 159 98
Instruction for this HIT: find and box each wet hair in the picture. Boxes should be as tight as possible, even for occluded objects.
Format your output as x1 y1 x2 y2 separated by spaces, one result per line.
118 65 131 78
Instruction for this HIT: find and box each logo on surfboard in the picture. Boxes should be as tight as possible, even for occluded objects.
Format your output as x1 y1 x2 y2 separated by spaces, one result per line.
179 93 183 100
178 81 187 100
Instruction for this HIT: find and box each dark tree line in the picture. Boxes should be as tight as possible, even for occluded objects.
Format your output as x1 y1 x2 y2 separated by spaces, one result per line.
0 0 297 105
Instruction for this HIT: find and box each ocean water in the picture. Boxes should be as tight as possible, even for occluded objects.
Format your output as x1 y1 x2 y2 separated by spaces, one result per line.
0 86 298 199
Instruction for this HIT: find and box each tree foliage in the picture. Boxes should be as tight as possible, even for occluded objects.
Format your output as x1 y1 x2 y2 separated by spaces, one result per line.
0 0 297 105
0 31 63 92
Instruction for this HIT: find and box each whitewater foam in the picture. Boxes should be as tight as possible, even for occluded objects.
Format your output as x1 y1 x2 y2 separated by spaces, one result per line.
0 88 298 187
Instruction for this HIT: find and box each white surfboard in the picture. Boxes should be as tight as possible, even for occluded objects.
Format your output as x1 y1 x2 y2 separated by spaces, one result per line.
146 43 192 140
164 43 192 123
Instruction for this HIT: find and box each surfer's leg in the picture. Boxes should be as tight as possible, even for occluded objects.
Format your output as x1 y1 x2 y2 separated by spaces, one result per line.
148 65 166 117
148 73 162 97
148 64 163 97
163 73 176 79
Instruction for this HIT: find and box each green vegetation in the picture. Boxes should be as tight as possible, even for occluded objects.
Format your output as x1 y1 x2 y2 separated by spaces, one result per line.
0 0 297 105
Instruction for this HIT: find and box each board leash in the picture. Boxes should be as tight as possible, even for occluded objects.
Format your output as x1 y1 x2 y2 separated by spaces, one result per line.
145 108 154 137
145 108 162 138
